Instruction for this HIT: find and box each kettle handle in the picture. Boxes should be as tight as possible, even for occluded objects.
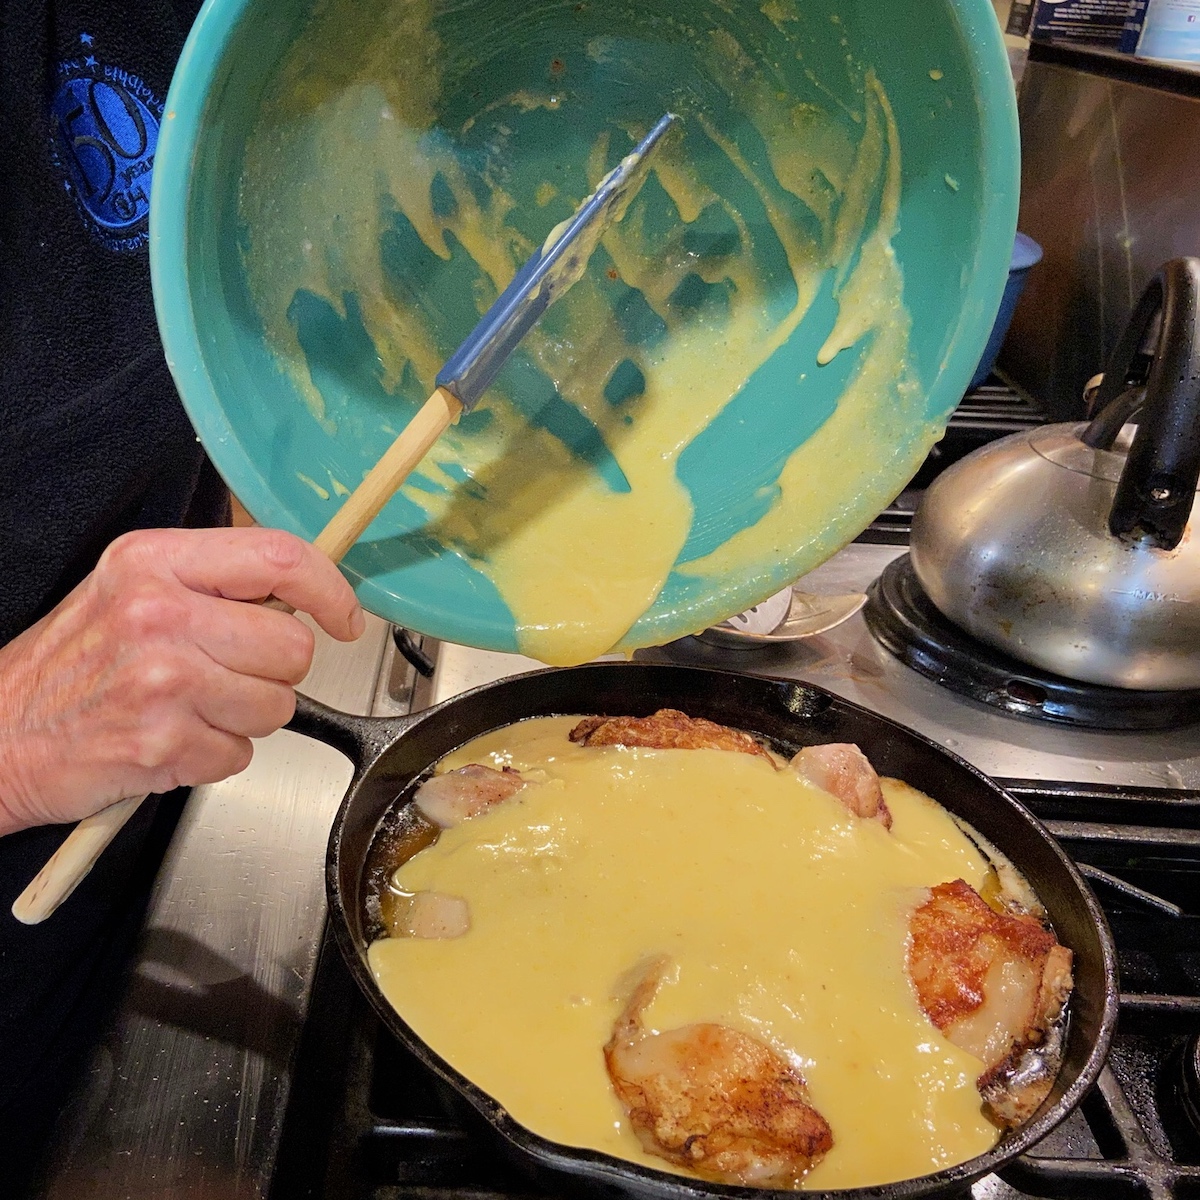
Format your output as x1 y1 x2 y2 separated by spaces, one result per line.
1097 258 1200 551
1080 385 1144 450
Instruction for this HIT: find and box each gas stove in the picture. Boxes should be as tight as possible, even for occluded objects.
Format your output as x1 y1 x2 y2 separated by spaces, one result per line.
39 386 1200 1199
263 523 1200 1199
276 785 1200 1200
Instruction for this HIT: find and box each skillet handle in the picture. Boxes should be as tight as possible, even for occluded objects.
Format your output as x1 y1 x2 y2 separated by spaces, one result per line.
287 692 419 774
1102 258 1200 550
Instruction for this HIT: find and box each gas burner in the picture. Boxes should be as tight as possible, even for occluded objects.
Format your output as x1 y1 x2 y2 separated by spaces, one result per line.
864 555 1200 731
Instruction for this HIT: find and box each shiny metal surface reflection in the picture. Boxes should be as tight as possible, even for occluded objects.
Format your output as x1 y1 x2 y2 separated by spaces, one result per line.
1004 52 1200 418
40 616 393 1200
909 425 1200 690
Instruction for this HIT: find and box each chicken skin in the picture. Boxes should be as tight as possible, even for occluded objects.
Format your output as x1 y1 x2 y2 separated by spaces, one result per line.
908 880 1073 1127
604 957 833 1187
389 890 471 939
570 715 893 831
414 764 527 828
789 744 892 828
569 710 776 765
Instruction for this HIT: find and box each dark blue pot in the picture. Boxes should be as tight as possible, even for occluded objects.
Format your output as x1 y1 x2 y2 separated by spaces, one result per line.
971 232 1043 389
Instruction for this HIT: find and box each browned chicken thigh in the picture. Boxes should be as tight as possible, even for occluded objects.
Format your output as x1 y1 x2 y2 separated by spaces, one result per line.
908 880 1073 1127
569 710 777 764
789 743 892 828
604 957 833 1187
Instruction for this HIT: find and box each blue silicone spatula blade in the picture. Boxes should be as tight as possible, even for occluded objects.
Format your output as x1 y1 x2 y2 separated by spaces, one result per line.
314 113 677 566
437 112 677 410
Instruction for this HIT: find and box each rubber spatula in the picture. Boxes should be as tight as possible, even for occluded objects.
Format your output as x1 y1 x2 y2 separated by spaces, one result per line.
12 113 678 925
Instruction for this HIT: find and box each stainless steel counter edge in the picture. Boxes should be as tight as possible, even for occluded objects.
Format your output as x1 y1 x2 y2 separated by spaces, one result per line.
40 614 394 1200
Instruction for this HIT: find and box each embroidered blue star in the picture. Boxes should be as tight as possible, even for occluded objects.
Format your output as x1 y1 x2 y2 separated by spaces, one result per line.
84 55 97 68
80 32 94 45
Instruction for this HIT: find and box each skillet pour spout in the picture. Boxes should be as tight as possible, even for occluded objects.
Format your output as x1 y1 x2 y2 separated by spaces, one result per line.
287 662 1118 1199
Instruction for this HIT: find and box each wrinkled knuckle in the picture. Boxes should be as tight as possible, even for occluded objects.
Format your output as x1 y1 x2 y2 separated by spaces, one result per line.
139 656 191 704
127 716 189 774
282 620 316 683
271 685 298 729
117 583 190 641
98 528 169 579
259 529 307 573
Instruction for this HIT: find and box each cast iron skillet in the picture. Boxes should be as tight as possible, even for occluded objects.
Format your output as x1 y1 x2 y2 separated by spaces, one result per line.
288 662 1118 1200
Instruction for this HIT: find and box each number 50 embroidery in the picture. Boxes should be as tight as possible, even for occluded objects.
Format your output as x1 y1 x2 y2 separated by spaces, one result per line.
52 75 160 230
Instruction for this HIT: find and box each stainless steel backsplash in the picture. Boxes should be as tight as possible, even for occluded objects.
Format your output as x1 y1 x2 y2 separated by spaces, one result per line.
1000 49 1200 419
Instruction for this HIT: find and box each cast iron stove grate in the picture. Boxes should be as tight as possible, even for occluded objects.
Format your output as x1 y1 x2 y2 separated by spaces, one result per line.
270 782 1200 1200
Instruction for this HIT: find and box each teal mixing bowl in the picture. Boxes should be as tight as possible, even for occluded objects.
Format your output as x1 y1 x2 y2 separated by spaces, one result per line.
151 0 1018 663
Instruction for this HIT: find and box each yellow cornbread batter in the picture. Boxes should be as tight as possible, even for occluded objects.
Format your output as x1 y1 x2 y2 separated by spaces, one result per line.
368 718 1001 1189
240 0 939 666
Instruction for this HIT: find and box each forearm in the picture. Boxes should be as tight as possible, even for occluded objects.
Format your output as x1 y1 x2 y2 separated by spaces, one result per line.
0 767 43 837
0 619 56 835
0 611 115 836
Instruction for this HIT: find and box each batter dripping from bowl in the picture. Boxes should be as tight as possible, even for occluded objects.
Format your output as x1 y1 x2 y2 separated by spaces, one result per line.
239 0 942 666
364 711 1073 1190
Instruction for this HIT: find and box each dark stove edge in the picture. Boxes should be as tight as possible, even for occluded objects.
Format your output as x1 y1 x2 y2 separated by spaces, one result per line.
1001 779 1200 828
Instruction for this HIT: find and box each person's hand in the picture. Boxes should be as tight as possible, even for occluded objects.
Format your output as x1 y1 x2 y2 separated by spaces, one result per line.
0 527 364 834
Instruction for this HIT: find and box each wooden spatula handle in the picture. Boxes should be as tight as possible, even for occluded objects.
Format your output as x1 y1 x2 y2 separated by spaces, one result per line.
10 386 463 925
10 795 148 925
314 386 462 561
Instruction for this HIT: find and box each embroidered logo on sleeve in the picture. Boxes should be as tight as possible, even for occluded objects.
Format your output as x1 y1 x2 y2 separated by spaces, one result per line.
49 33 164 253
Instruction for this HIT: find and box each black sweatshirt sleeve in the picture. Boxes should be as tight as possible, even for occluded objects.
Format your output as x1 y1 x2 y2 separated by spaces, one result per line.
0 5 225 1190
0 0 225 649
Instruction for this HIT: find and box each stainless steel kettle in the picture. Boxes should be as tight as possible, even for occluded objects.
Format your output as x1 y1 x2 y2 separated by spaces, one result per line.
910 258 1200 691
